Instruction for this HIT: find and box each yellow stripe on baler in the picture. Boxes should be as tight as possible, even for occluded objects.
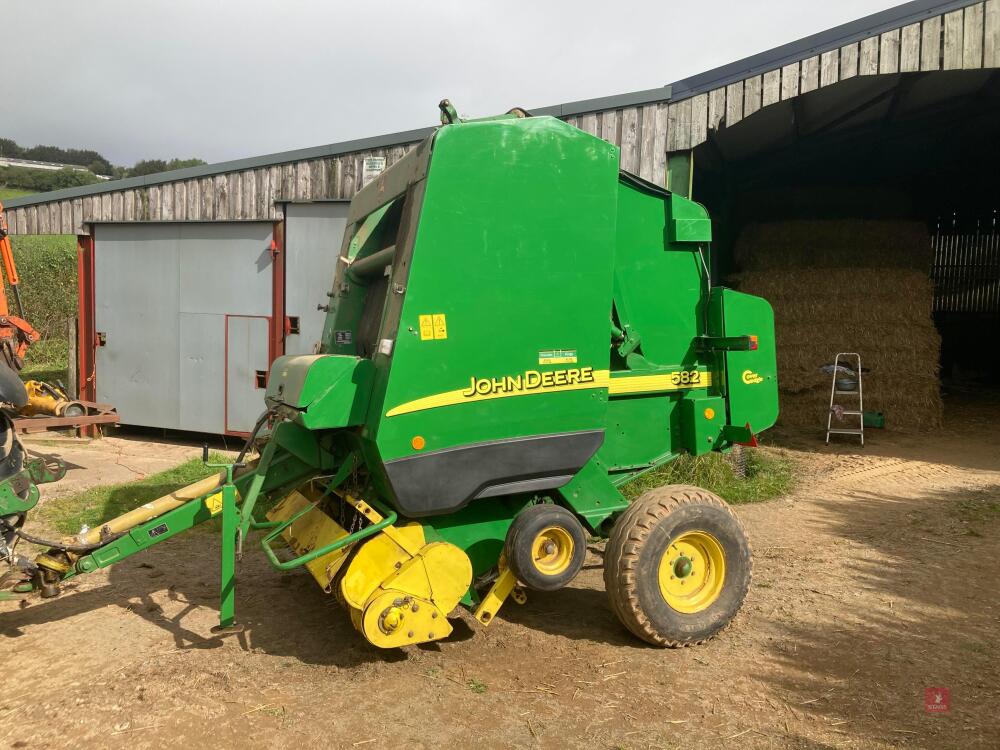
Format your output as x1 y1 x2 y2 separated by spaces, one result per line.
385 367 712 417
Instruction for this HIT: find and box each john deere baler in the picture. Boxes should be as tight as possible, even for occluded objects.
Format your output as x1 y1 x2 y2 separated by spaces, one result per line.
1 103 777 648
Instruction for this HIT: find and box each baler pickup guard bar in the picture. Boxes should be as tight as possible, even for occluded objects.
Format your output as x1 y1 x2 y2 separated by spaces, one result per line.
261 495 396 572
258 453 398 572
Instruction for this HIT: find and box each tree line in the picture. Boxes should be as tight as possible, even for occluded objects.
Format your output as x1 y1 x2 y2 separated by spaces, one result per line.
0 137 205 192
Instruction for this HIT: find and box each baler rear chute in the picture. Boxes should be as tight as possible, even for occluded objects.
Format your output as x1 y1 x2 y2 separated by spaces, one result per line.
0 102 778 649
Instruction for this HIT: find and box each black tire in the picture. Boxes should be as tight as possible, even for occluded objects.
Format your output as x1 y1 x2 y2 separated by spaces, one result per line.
604 485 752 647
505 504 587 592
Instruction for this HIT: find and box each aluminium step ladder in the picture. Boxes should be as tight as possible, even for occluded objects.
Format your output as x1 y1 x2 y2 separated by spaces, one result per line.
826 352 864 446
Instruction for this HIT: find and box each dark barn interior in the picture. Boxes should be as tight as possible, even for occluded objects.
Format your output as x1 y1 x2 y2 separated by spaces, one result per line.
695 69 1000 429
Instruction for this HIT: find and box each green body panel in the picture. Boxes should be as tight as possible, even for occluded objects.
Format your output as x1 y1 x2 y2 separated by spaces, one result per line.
266 354 374 429
0 457 66 517
609 181 708 367
599 395 676 471
554 454 629 533
710 289 780 433
369 118 620 462
680 396 727 456
597 179 713 475
667 193 713 244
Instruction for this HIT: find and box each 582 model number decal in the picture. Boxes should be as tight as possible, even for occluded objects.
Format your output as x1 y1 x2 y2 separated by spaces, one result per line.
670 370 701 386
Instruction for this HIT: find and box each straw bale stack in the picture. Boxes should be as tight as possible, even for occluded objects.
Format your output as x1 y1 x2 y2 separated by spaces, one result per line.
732 220 942 430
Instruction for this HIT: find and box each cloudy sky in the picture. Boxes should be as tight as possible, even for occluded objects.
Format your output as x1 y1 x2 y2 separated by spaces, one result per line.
7 0 902 167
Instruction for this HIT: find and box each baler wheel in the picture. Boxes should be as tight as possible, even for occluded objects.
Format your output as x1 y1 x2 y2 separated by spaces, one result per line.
603 485 752 647
505 504 587 591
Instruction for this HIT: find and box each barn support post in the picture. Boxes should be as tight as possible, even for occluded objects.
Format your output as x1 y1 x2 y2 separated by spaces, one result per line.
67 317 77 399
270 219 286 366
76 231 98 437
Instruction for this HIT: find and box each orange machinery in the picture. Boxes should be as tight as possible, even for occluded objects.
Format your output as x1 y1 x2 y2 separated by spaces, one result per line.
0 202 117 432
0 203 41 377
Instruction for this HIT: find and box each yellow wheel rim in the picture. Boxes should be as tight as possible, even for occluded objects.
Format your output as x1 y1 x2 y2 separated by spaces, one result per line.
657 531 726 614
531 526 574 576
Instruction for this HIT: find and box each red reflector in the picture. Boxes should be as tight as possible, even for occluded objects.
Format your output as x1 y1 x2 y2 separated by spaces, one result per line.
749 335 759 351
739 422 759 448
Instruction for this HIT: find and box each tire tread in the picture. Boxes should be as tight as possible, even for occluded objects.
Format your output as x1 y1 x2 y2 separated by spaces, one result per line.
603 485 753 647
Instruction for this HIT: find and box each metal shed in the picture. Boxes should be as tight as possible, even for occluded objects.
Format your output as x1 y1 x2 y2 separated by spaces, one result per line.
77 201 348 435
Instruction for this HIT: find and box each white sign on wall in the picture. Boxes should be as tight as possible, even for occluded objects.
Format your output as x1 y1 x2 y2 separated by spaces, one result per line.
362 156 387 186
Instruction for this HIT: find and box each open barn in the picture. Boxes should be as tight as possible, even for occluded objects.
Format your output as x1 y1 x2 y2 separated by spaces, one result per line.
4 0 998 435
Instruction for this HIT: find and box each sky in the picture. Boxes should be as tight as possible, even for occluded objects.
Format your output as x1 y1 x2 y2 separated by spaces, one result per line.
6 0 904 167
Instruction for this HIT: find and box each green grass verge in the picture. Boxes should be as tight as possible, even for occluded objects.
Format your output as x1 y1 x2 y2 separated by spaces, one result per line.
9 234 78 339
37 453 231 536
0 231 78 385
621 448 795 505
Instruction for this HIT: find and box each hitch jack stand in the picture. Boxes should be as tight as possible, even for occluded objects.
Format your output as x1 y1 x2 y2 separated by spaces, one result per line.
205 450 245 635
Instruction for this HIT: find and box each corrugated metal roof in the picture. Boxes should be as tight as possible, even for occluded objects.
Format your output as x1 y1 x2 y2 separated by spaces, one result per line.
3 0 979 210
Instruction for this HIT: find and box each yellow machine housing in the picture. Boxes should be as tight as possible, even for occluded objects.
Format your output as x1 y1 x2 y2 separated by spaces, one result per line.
267 489 472 648
22 380 85 418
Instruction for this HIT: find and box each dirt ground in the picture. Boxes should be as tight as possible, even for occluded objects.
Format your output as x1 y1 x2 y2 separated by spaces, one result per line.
1 394 998 750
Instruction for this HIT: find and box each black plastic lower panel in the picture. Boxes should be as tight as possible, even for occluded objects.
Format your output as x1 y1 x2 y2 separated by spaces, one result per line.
383 430 604 517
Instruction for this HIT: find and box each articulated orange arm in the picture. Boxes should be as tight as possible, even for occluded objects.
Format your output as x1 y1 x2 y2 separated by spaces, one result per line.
0 202 20 317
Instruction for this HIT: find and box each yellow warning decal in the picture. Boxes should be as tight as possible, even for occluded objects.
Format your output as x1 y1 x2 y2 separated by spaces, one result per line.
539 349 578 365
385 368 712 417
204 492 224 516
419 313 448 341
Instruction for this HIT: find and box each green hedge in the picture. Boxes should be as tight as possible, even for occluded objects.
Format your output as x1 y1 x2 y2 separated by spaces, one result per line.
7 235 77 382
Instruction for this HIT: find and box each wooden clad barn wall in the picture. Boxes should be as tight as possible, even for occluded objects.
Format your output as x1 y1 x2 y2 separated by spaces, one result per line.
7 2 1000 235
6 146 422 234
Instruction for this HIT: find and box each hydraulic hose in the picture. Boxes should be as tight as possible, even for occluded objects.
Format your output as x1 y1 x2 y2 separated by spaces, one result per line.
0 517 124 554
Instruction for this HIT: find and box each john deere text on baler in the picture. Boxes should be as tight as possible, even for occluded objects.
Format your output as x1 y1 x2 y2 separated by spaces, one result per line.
0 104 778 648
